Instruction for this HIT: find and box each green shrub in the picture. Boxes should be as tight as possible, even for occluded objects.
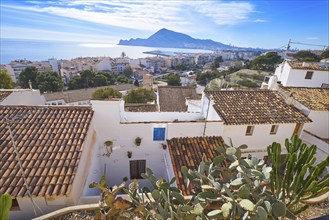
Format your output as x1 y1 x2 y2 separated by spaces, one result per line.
91 87 122 100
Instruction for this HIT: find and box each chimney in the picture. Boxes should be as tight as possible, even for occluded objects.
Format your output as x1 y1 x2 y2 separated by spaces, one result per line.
28 80 33 90
302 62 310 67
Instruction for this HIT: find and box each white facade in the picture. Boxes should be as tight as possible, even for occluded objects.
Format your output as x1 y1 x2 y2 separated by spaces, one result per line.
48 58 59 74
82 100 224 199
0 89 46 105
222 124 296 158
274 61 329 87
95 58 112 72
303 111 329 139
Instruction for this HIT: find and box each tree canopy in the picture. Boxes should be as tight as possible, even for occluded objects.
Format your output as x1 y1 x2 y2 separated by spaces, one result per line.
18 66 38 89
117 74 129 84
320 49 329 59
124 88 154 103
36 71 64 93
166 73 181 86
68 70 118 90
92 87 122 100
123 66 133 78
251 51 283 71
0 70 14 89
211 56 223 70
293 50 320 62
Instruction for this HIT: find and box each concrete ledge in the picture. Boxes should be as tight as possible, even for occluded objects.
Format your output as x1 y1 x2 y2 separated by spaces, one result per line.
32 204 99 220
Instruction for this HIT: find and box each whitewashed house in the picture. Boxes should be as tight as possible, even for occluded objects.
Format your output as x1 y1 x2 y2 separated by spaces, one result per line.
278 87 329 164
0 89 45 106
203 90 311 158
1 106 95 220
274 61 329 88
95 57 112 72
81 86 224 202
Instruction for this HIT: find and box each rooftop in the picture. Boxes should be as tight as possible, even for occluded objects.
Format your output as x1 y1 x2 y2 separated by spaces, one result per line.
158 86 200 112
287 61 329 71
124 103 158 112
0 91 12 101
167 136 226 196
206 90 311 125
280 87 329 111
44 84 135 103
0 105 93 197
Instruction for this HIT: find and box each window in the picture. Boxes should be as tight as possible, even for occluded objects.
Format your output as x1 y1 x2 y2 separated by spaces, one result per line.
10 199 20 211
130 160 146 179
305 71 313 79
245 126 254 136
153 128 166 141
270 125 279 135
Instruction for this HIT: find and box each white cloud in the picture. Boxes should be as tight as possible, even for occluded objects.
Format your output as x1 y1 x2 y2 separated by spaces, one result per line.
0 26 120 43
191 1 255 25
306 37 319 40
254 19 267 23
2 0 258 33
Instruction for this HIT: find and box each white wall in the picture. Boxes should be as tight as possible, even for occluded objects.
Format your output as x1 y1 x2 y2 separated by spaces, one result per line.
0 90 46 105
223 123 297 150
275 62 329 87
71 124 97 204
167 121 223 138
83 100 224 198
301 130 329 169
96 58 112 71
303 111 329 138
10 197 69 220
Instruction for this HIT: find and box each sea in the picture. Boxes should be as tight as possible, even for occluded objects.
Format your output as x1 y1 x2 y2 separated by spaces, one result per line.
0 38 212 64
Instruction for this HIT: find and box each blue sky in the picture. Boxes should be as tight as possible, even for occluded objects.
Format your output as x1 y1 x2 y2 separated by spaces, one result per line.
0 0 328 49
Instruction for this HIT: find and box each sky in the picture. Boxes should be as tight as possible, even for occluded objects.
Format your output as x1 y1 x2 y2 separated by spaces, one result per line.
0 0 328 49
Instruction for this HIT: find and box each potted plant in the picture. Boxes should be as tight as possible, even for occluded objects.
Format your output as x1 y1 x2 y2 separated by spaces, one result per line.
129 179 139 192
127 151 132 158
104 140 113 146
135 137 142 146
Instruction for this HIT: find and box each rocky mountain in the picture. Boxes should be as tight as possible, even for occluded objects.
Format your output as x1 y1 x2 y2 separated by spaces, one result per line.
118 28 233 50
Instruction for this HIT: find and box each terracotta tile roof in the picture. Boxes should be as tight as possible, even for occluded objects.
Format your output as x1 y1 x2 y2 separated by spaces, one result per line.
206 90 311 125
44 84 135 103
167 136 226 195
0 105 93 197
158 86 200 112
280 87 329 111
0 91 12 101
287 61 329 71
124 103 158 112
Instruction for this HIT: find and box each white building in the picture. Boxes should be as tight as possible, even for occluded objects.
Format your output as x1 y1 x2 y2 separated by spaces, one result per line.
95 57 112 72
48 58 60 74
203 90 311 158
278 86 329 165
1 106 94 220
274 61 329 88
0 89 45 106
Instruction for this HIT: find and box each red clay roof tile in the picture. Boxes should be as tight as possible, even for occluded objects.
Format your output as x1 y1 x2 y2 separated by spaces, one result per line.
0 105 93 197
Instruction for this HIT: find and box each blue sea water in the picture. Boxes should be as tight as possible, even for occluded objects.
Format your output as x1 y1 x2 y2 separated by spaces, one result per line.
0 38 212 64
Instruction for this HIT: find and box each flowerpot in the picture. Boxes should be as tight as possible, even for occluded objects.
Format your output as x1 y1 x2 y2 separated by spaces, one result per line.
127 151 132 158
